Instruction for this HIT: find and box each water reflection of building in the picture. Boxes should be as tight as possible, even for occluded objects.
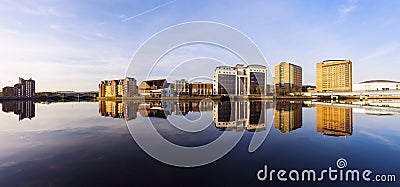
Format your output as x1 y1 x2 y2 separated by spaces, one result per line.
274 101 302 133
98 101 138 120
1 101 35 121
213 101 267 132
316 105 353 137
99 101 214 120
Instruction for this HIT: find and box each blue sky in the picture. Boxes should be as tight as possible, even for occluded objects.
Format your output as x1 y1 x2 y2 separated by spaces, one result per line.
0 0 399 91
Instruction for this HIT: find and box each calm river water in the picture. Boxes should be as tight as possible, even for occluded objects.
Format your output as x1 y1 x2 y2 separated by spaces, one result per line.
0 100 399 187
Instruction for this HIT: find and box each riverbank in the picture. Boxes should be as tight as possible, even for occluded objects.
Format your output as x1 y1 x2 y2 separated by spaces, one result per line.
97 95 400 102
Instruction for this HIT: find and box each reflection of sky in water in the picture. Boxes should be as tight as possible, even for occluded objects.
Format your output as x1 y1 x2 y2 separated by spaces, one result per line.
0 102 399 187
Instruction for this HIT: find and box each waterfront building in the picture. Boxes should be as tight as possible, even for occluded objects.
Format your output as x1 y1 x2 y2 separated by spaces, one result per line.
122 77 138 97
138 79 167 97
2 86 15 97
1 77 35 98
173 79 190 96
353 80 400 91
274 62 302 95
98 77 138 98
316 60 352 92
190 82 213 96
213 64 267 95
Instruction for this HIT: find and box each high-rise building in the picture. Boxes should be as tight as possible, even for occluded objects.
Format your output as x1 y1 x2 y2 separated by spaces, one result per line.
316 60 352 92
274 62 302 95
213 64 267 95
2 77 36 98
316 105 353 137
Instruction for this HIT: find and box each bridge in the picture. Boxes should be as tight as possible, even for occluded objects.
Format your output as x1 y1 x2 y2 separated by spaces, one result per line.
310 90 400 100
45 92 98 101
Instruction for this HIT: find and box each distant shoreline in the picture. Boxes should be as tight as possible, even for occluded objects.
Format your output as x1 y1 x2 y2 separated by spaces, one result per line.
2 95 400 102
97 95 400 101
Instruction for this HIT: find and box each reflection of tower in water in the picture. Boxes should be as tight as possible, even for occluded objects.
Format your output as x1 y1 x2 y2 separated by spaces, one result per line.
316 105 353 137
274 101 302 133
213 101 267 132
1 101 35 121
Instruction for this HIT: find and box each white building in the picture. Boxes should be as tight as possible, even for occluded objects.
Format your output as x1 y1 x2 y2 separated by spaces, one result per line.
213 64 267 95
353 80 400 91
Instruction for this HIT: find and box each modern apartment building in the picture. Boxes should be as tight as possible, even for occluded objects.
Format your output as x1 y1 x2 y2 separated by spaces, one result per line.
274 62 302 95
1 77 35 98
190 82 213 96
213 64 267 95
99 77 138 97
316 60 352 92
173 79 190 96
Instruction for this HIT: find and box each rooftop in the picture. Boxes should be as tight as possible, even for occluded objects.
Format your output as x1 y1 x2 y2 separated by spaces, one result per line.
359 80 400 84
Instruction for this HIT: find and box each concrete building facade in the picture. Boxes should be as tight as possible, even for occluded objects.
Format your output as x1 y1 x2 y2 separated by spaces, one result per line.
274 62 302 95
316 60 352 92
213 64 267 96
99 77 138 97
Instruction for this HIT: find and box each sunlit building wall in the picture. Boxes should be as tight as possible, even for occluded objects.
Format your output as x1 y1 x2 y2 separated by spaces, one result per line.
274 62 302 95
213 64 267 96
316 60 352 92
99 77 138 97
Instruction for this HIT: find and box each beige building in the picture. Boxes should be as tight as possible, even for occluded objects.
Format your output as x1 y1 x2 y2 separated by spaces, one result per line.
274 62 302 95
99 77 138 97
316 60 352 92
190 82 213 96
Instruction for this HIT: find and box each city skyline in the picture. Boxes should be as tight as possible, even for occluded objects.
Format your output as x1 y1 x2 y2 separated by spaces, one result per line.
1 0 400 91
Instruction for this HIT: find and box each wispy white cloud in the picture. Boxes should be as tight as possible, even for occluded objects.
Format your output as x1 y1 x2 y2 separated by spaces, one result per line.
122 0 176 22
338 0 358 21
359 42 400 62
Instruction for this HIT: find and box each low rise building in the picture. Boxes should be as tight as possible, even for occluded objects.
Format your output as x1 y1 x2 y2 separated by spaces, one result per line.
190 82 213 96
2 86 15 97
138 79 167 97
353 80 400 91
